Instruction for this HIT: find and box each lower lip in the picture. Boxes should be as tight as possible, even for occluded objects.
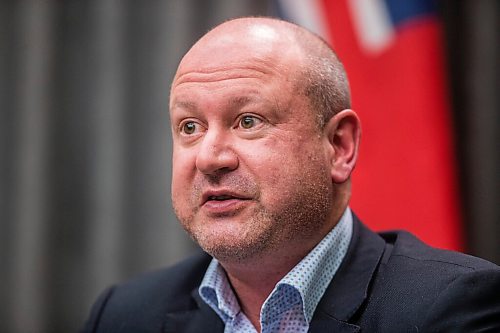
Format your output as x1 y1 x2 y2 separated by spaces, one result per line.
202 199 250 215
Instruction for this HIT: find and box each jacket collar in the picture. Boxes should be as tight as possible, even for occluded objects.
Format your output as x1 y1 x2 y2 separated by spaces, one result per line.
164 214 386 333
309 214 386 332
163 288 224 333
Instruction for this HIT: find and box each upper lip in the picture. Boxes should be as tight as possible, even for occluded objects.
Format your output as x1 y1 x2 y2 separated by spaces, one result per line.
201 189 251 205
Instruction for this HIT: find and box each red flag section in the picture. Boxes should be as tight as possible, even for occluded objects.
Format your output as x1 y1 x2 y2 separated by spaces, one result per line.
277 0 463 250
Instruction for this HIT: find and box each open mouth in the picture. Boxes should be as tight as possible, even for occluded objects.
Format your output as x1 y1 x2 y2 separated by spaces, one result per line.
207 195 236 201
201 191 251 206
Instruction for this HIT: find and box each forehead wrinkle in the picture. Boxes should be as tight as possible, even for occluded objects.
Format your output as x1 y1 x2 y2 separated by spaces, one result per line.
174 56 283 86
172 94 268 117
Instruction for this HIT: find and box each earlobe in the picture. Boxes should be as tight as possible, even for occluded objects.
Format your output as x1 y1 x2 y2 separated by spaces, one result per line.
324 109 361 184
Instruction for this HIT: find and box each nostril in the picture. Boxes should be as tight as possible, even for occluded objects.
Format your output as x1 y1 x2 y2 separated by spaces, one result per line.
196 146 239 175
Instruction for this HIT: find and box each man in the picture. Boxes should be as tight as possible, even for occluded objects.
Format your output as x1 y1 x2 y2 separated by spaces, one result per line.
83 17 500 332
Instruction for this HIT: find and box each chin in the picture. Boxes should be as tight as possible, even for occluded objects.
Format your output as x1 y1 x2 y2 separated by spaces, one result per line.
193 227 273 263
204 244 265 263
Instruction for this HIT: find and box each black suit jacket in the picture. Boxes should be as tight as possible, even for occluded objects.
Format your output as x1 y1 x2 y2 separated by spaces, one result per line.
83 216 500 332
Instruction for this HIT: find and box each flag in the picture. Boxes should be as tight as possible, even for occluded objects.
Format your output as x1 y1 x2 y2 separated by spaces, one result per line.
275 0 463 250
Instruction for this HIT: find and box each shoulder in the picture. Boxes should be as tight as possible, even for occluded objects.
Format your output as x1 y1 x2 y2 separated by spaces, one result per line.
361 228 500 331
82 251 212 332
379 229 498 273
110 250 212 310
374 229 500 303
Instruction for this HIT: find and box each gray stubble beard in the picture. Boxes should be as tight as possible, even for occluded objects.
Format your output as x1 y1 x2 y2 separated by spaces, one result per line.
175 169 333 264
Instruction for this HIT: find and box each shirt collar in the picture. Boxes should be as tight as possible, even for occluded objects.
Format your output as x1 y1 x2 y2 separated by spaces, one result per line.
198 207 353 325
272 207 353 322
199 259 238 322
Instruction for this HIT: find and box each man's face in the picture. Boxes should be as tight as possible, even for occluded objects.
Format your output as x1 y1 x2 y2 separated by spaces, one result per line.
169 24 335 262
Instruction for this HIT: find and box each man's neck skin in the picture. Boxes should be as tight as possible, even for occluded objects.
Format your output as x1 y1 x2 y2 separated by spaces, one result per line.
218 202 347 332
221 246 309 332
222 246 313 332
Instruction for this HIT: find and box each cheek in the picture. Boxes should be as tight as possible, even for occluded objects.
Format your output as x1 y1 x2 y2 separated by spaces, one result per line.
253 138 328 184
171 149 196 197
243 139 311 187
240 141 285 178
171 162 196 220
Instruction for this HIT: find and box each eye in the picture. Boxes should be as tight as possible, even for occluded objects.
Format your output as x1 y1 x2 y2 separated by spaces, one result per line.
180 120 202 135
239 115 262 129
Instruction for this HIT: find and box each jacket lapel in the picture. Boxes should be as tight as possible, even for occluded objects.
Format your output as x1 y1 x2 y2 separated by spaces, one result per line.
309 215 386 332
308 312 361 332
163 288 224 333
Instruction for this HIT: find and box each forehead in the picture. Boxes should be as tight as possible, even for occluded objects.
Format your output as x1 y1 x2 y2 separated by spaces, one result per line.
171 91 271 113
172 21 304 84
170 57 300 116
169 70 285 121
169 21 310 118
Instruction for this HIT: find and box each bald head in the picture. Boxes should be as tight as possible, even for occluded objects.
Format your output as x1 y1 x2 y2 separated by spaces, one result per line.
170 17 359 265
172 17 351 128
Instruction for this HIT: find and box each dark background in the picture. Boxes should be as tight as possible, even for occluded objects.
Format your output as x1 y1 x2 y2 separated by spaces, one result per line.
0 1 498 332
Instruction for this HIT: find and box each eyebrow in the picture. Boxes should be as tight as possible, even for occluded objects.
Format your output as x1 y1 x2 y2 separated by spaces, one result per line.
171 93 270 119
227 96 254 108
173 96 257 111
171 100 197 111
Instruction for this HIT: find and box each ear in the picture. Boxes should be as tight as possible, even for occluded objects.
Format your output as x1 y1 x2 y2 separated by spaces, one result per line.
324 109 361 184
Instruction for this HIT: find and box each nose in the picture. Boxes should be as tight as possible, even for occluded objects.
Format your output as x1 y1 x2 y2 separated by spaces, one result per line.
195 128 239 175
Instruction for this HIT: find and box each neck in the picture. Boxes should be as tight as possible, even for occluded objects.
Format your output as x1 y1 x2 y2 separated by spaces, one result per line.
218 196 350 331
220 249 308 332
219 218 339 330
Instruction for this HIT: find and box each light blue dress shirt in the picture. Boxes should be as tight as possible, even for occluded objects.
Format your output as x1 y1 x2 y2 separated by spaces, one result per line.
199 208 353 333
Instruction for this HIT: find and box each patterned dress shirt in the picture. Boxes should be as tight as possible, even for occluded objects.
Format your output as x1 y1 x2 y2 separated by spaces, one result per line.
199 208 353 333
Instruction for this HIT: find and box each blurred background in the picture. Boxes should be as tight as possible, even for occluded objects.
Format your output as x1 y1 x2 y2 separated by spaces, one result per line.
0 1 498 332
